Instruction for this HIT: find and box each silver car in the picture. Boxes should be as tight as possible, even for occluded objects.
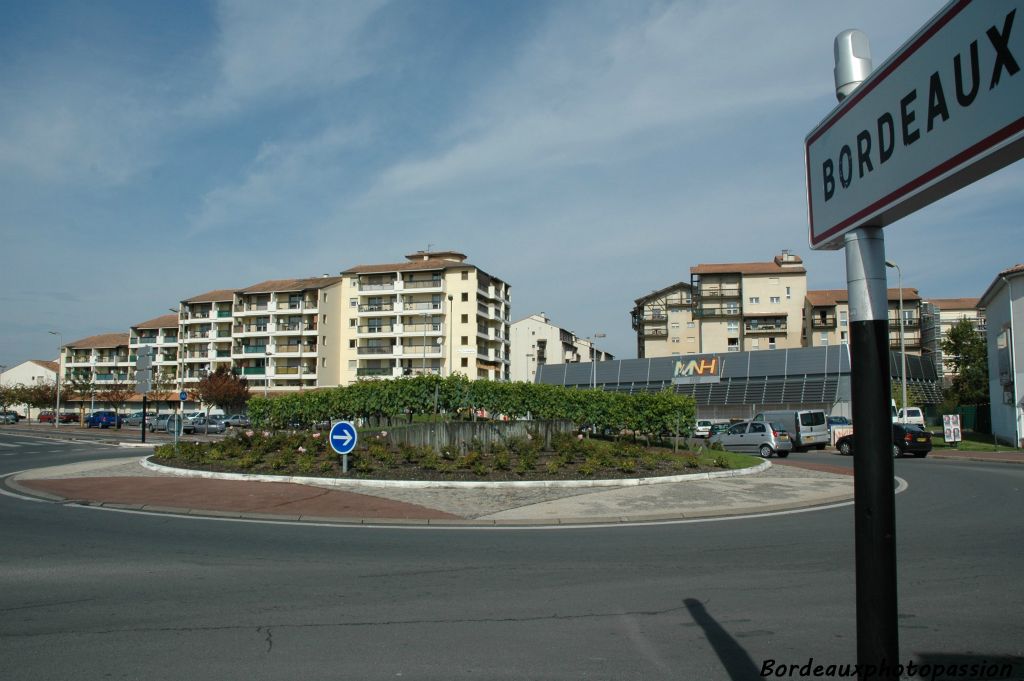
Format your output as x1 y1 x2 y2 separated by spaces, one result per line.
709 420 793 458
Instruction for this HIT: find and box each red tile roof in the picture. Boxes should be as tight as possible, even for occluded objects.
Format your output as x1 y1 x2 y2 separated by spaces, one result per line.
239 276 344 294
806 288 920 307
182 289 237 303
30 360 59 373
133 313 179 329
928 298 980 311
342 258 475 275
64 332 131 349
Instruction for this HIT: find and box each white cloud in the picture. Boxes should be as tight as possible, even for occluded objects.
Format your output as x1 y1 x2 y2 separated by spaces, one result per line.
190 0 388 114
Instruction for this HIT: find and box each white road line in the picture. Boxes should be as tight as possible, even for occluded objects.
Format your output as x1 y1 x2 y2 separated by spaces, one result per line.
0 443 19 448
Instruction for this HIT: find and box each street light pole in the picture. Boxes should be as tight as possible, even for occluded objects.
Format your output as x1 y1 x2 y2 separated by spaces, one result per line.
886 260 908 422
48 331 62 428
588 332 606 389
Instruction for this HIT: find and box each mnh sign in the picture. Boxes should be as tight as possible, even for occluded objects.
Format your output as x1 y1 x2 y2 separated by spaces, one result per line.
672 357 720 385
806 1 1024 249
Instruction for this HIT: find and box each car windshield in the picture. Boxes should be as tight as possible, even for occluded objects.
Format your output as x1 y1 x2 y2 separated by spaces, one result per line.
770 422 787 432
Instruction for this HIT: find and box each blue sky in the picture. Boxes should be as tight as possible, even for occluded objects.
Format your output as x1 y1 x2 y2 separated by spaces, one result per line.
1 0 1020 367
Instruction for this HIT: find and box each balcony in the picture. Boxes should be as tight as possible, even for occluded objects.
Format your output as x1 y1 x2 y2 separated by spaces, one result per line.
811 316 836 328
183 311 210 320
241 345 268 354
358 303 395 313
358 325 395 335
745 322 788 333
358 346 394 355
217 310 233 318
242 367 266 376
888 318 920 328
357 367 393 377
403 279 443 290
695 307 741 318
642 328 668 338
359 282 395 291
403 322 443 335
699 287 741 298
234 304 269 315
404 301 442 312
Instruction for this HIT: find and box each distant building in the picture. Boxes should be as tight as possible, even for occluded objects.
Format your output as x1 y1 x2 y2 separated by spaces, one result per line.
630 282 697 359
804 288 923 355
978 264 1024 447
690 250 808 353
340 251 511 383
510 313 613 383
919 298 986 386
0 360 59 418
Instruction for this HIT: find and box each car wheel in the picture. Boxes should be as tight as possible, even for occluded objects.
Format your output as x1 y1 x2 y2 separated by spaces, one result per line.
759 444 773 458
892 444 902 458
838 440 852 456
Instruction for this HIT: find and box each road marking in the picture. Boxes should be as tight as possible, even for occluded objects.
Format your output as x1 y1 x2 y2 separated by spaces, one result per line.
0 443 18 448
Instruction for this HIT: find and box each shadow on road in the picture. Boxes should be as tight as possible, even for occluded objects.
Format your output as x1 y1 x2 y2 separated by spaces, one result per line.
684 598 760 681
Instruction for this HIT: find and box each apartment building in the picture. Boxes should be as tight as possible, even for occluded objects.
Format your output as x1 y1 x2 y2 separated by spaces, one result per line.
177 289 236 388
978 264 1024 447
804 288 923 354
690 251 807 353
61 333 132 387
129 314 179 387
232 276 344 390
339 251 511 383
920 298 986 385
630 282 698 358
510 313 614 383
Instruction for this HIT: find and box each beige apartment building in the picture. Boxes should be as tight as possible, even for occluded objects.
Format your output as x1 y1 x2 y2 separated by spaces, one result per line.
129 314 179 387
804 288 923 354
630 282 698 358
920 298 986 385
339 251 511 383
61 333 132 388
690 251 808 353
510 313 613 382
177 289 237 388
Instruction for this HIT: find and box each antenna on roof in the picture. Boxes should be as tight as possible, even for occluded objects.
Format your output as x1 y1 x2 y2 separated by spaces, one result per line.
426 243 434 253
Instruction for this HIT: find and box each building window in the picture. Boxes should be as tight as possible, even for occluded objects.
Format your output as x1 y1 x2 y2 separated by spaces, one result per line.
840 331 848 344
349 298 357 307
349 339 356 348
687 336 695 343
321 314 327 323
840 311 848 327
461 292 468 302
461 357 468 367
350 319 357 327
751 339 759 348
785 286 791 300
671 337 680 343
727 320 739 332
347 360 355 369
770 296 781 304
749 297 760 304
322 336 327 345
461 314 468 323
461 336 468 345
687 321 695 328
727 338 739 352
819 332 828 346
461 271 469 280
768 337 777 350
670 322 679 329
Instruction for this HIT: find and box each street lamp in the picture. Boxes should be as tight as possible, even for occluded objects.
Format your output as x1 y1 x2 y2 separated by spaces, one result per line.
885 260 907 423
264 350 272 398
588 332 606 389
48 331 62 428
420 312 430 375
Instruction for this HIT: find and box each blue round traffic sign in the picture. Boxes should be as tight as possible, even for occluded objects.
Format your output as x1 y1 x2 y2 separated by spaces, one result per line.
179 390 188 401
329 421 358 455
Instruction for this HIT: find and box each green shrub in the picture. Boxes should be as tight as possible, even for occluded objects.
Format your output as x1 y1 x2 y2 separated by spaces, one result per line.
493 452 510 471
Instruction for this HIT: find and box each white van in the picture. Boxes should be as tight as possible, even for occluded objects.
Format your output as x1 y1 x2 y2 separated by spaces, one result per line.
895 407 926 426
752 409 829 452
694 418 730 438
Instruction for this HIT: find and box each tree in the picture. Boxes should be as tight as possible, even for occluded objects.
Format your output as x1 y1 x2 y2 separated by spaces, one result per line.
65 374 96 425
193 367 250 432
941 318 989 406
98 379 137 428
20 381 57 421
148 370 178 416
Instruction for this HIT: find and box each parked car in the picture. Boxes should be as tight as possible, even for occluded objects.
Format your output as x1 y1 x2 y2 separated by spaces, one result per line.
149 414 172 433
827 415 852 432
58 412 77 423
694 419 730 438
894 407 926 427
86 410 122 429
1 412 18 424
191 415 225 434
224 414 251 428
123 411 157 427
752 409 829 452
710 420 792 458
708 422 732 437
38 411 56 423
834 423 932 458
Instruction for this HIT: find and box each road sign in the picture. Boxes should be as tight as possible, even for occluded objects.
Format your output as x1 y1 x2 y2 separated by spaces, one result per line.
135 368 152 395
806 1 1024 249
329 421 358 455
136 347 153 371
179 390 188 401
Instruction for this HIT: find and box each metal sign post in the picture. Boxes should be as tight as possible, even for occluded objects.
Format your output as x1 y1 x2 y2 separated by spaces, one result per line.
810 7 1024 675
136 347 153 444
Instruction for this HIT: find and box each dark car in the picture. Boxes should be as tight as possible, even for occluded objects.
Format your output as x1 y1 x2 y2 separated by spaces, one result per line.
1 411 18 424
86 410 122 429
835 423 932 458
58 412 78 423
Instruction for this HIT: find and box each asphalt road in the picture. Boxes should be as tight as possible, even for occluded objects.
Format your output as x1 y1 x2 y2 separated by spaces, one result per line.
1 432 1022 681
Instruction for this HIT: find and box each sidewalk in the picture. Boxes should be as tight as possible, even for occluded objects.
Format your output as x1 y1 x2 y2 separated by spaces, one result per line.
5 455 856 526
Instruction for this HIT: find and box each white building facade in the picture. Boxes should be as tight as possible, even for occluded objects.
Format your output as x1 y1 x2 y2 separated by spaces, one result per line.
510 313 614 383
979 265 1024 447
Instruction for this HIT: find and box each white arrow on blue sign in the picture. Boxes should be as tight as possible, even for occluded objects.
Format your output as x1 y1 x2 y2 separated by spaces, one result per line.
329 421 358 455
